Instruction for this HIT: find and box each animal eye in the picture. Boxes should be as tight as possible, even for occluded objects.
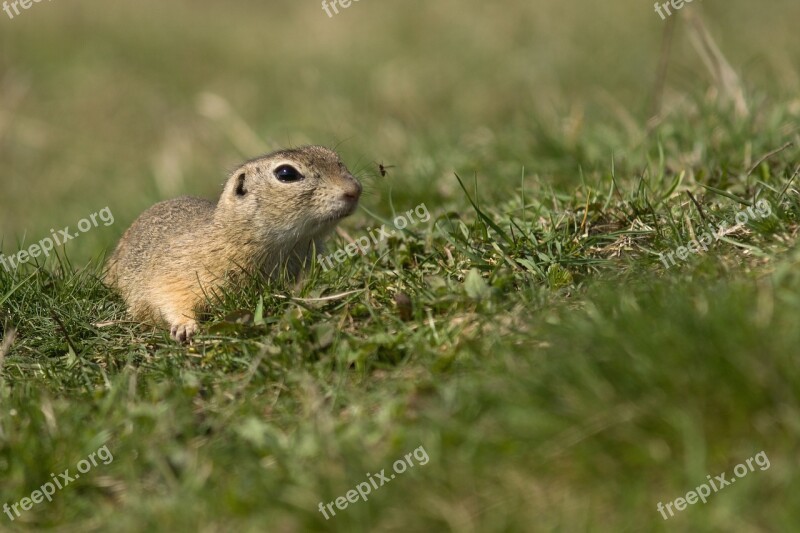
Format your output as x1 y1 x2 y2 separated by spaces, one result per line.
274 165 304 183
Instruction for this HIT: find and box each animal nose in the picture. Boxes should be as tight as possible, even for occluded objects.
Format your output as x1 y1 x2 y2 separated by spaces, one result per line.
342 176 362 201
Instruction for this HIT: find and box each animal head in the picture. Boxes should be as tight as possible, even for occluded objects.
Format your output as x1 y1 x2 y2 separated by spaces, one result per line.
218 145 362 241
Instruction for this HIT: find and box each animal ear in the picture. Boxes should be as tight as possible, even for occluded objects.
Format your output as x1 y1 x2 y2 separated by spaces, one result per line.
235 173 247 196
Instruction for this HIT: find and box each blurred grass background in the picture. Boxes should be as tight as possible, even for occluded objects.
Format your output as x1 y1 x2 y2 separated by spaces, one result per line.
2 0 798 260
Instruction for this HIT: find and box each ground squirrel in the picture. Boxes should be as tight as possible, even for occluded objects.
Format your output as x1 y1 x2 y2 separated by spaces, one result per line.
104 145 362 342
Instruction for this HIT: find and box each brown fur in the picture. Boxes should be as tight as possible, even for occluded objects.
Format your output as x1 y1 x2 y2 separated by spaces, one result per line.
104 145 362 342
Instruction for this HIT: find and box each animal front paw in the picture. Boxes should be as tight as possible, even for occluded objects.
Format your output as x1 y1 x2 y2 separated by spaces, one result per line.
170 321 199 343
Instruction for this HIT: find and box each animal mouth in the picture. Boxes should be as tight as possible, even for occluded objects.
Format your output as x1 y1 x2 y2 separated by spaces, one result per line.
327 199 359 222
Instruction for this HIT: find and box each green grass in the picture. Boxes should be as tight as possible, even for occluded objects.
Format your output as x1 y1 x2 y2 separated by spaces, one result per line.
2 0 800 531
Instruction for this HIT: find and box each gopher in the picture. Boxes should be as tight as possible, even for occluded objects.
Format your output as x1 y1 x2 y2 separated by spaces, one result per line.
104 145 362 342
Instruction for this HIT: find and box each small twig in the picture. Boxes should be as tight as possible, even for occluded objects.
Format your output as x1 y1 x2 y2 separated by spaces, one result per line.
580 194 591 236
335 227 356 244
686 191 709 226
52 312 80 356
649 15 677 120
273 289 364 303
778 165 800 203
685 12 749 117
92 320 140 328
747 141 794 177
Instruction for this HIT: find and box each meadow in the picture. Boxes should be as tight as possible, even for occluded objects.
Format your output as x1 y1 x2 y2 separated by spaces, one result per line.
1 0 799 530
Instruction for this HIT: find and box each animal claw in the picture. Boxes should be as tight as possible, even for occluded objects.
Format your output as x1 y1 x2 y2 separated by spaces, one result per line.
170 321 199 343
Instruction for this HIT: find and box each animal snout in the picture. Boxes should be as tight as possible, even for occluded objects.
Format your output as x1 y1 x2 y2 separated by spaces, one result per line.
341 176 362 202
